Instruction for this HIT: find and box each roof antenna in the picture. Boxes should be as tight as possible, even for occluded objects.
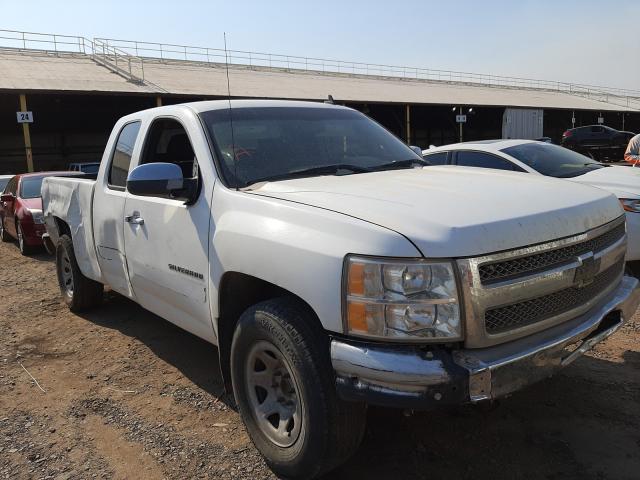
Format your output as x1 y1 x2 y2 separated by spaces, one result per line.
324 94 334 104
223 32 239 190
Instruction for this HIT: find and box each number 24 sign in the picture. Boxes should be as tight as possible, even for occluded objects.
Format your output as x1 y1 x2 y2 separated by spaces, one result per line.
16 111 33 123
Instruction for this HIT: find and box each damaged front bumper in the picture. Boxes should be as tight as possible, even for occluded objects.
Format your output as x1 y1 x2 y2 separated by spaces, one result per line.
331 275 640 409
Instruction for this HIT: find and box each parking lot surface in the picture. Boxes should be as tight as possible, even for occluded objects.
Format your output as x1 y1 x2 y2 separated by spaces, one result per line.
1 241 639 480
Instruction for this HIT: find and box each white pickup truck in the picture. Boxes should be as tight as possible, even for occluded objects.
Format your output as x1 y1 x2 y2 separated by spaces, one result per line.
42 100 640 479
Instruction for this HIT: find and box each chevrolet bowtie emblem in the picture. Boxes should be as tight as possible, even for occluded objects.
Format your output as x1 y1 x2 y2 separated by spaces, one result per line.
574 252 599 287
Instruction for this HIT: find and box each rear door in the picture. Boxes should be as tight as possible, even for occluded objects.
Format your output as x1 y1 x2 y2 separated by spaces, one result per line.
122 116 216 341
93 120 142 296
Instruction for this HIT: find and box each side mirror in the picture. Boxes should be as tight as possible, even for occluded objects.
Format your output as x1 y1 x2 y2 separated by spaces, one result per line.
1 193 14 203
409 145 423 157
127 163 185 199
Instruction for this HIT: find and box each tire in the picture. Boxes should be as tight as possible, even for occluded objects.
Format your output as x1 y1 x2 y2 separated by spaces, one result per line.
16 222 34 255
0 217 11 242
56 234 103 312
230 297 366 479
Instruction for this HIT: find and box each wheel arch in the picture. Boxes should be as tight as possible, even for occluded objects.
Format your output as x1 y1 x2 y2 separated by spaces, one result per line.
52 216 71 242
216 271 325 392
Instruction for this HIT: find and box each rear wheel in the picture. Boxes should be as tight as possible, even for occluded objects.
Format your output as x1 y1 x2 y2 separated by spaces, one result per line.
56 234 103 312
230 298 366 479
16 222 34 255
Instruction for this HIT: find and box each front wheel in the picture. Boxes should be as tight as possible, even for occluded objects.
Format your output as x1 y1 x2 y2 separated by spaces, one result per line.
56 234 103 312
17 222 34 255
0 217 11 242
231 298 366 479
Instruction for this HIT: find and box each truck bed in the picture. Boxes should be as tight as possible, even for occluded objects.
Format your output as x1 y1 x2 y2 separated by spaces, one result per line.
42 176 102 282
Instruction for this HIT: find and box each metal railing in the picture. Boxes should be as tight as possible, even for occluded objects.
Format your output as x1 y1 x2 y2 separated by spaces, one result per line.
0 29 90 54
92 38 145 83
1 29 639 109
94 37 640 105
0 30 145 84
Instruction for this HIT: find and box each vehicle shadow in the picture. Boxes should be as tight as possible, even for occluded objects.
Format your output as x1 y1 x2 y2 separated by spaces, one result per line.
28 249 55 263
76 291 232 408
75 292 639 479
328 349 640 480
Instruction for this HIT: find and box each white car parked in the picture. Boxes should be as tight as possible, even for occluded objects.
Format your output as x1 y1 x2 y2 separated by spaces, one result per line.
423 140 640 267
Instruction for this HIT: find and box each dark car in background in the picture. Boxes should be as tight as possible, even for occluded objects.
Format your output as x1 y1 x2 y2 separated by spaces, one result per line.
0 172 81 255
561 125 635 161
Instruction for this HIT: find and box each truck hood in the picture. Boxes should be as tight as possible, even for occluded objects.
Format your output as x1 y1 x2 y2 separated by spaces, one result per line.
251 166 623 258
566 166 640 199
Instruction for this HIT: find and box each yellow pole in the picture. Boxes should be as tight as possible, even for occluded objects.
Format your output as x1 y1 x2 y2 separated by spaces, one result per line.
156 96 162 107
19 94 34 172
405 104 411 145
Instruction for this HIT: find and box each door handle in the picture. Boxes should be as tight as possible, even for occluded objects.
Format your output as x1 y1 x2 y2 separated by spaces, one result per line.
125 213 144 225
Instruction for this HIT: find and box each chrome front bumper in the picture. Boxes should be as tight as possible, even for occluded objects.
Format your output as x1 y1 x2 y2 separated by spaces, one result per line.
331 275 640 409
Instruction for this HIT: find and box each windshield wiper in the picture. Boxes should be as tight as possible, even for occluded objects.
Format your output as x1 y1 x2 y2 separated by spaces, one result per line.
245 163 371 186
370 158 430 171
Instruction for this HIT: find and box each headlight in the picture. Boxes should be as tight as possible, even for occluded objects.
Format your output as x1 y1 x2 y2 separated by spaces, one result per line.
29 209 44 224
344 256 461 341
621 199 640 213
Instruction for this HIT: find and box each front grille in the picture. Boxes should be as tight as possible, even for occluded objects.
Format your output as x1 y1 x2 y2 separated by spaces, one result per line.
479 221 625 284
484 259 623 334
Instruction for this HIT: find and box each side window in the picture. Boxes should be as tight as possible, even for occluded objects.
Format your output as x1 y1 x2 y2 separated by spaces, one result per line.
108 121 141 189
590 126 603 133
456 151 524 172
423 152 448 165
140 118 199 180
7 177 18 195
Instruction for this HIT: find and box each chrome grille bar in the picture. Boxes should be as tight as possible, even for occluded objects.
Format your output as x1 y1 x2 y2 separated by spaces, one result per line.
458 216 627 348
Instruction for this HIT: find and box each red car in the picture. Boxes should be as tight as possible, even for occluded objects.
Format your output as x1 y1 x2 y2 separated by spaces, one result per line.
0 172 79 255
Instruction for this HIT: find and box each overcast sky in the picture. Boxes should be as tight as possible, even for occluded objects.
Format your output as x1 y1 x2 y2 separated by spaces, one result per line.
2 0 638 91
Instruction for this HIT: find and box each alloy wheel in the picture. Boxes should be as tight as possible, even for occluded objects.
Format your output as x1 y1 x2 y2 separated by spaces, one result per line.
17 224 24 252
60 248 74 296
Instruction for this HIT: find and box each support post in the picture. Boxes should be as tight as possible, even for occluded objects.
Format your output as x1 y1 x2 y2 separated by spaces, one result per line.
405 104 411 145
156 96 162 107
459 107 463 143
19 94 34 172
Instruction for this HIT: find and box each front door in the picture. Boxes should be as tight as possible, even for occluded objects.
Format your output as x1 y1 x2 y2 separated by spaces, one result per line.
123 117 214 341
93 121 142 296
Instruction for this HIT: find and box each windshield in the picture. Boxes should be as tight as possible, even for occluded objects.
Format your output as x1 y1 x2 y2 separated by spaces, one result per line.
20 177 45 199
501 143 604 178
200 106 424 186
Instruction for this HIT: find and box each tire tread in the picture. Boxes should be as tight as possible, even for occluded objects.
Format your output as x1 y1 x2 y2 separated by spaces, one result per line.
57 234 103 312
231 297 366 479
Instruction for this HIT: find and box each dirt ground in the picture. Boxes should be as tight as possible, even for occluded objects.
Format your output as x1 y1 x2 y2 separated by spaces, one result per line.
1 241 639 480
